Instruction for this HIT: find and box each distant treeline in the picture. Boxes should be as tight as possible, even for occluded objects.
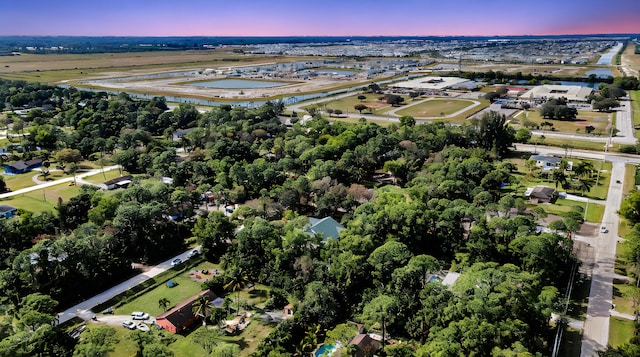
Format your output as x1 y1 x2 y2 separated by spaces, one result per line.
450 70 615 85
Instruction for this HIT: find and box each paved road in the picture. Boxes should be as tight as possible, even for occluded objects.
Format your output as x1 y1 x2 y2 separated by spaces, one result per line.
517 144 634 356
0 165 121 199
580 161 624 356
58 247 201 325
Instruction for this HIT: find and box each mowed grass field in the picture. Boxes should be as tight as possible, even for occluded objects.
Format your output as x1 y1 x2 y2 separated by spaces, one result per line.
514 109 611 135
108 259 274 357
309 93 410 116
0 50 310 82
395 99 477 118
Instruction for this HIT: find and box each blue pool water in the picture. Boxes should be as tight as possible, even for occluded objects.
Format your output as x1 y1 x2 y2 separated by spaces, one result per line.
186 79 288 89
315 344 336 357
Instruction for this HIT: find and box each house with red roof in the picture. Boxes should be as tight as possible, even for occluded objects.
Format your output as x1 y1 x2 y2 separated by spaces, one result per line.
155 289 217 334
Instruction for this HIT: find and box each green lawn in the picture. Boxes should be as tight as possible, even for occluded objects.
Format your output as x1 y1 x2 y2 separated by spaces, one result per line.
117 261 221 317
619 164 637 237
82 169 127 184
609 317 636 348
528 137 619 152
0 181 81 212
167 319 275 357
538 199 605 224
307 93 410 116
515 109 610 135
395 99 476 118
107 259 274 357
613 282 637 316
630 91 640 137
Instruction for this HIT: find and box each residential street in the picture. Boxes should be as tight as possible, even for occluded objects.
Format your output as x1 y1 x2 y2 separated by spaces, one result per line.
580 161 624 356
517 144 635 356
57 246 200 325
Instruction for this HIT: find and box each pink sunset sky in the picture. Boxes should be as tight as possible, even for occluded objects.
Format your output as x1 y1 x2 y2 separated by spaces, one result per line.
1 0 639 37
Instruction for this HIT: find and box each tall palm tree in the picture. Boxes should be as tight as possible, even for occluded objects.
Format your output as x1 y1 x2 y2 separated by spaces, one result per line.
158 297 170 312
192 295 214 326
551 169 568 190
224 267 250 315
577 178 593 197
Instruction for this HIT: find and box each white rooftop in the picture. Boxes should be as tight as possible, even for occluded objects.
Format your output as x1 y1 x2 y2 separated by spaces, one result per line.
390 76 472 90
442 272 461 287
520 85 593 102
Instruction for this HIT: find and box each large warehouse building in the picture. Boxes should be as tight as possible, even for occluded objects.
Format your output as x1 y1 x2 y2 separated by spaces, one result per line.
389 76 478 92
519 84 593 102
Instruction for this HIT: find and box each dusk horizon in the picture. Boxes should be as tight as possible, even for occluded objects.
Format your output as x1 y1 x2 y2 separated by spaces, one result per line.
1 0 639 37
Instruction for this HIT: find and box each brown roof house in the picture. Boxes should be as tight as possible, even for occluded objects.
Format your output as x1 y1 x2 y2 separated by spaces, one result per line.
524 186 557 204
156 289 217 334
349 334 380 357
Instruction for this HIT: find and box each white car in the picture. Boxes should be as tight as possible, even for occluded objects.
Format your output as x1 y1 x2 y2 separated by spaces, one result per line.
171 258 182 266
186 250 199 259
131 311 149 320
122 320 136 330
600 226 608 233
136 323 150 332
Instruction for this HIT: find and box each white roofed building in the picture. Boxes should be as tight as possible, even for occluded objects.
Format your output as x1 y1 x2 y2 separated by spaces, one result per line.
519 85 593 103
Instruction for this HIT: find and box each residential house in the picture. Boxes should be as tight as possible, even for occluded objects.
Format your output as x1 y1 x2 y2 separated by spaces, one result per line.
441 271 461 288
0 205 18 219
531 155 562 171
525 186 557 203
349 334 380 357
100 175 133 190
4 158 42 174
156 290 217 334
304 216 345 242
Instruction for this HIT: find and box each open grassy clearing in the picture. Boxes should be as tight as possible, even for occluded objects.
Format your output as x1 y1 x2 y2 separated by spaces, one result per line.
395 99 476 118
535 199 605 224
105 257 273 356
528 136 618 152
609 317 635 348
326 115 393 127
308 93 410 116
0 181 81 212
117 261 220 317
612 282 636 316
82 168 127 184
0 51 310 81
514 109 610 135
630 91 640 137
